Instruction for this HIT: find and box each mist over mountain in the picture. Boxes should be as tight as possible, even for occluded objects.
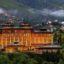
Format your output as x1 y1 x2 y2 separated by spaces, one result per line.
0 0 64 24
14 0 64 19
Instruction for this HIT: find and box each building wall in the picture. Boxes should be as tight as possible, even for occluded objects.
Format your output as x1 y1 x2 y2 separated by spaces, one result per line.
31 33 53 45
0 28 53 52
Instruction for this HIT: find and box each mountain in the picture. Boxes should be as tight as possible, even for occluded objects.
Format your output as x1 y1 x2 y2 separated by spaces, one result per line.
16 0 64 9
0 0 29 11
0 0 44 24
15 0 64 21
0 0 64 24
0 0 64 12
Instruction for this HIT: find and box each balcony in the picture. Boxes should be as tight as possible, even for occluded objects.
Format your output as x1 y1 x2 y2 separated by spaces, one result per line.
35 45 61 49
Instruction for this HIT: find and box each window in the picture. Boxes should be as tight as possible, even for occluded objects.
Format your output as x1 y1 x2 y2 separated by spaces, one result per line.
0 29 2 34
14 42 18 44
40 29 47 31
11 29 15 33
1 48 5 51
3 29 11 33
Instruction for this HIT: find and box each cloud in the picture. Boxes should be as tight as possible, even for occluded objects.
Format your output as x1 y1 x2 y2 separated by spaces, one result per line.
41 9 64 17
28 8 64 17
0 8 5 14
50 10 64 17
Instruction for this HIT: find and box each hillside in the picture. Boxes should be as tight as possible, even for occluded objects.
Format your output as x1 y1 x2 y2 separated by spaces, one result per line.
0 0 64 24
16 0 64 9
0 0 28 10
1 0 64 10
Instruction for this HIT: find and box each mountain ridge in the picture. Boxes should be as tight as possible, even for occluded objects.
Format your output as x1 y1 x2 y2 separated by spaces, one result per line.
16 0 64 9
0 0 29 10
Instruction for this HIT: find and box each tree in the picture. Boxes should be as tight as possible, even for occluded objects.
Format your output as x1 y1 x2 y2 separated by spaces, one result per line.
0 54 12 64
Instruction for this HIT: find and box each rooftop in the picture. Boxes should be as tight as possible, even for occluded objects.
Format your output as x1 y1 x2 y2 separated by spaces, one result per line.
0 22 53 32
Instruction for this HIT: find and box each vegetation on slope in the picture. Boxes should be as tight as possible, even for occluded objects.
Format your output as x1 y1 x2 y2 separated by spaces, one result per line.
0 0 28 10
0 52 63 64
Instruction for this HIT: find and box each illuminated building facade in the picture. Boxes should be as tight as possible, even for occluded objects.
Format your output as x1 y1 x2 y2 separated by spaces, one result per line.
0 22 60 53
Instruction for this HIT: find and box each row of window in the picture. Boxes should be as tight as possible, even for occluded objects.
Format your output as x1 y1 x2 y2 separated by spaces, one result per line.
0 30 14 33
0 29 32 33
0 37 52 43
